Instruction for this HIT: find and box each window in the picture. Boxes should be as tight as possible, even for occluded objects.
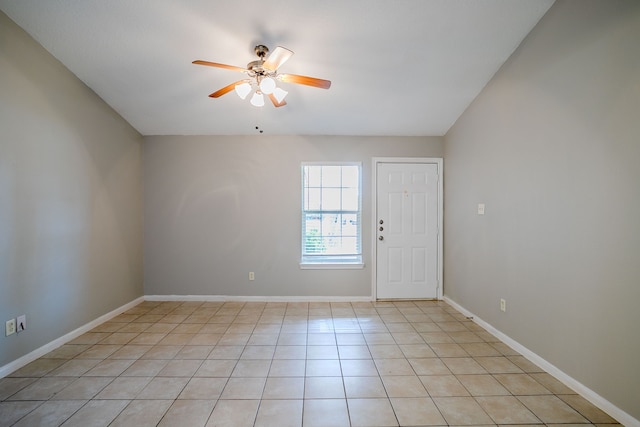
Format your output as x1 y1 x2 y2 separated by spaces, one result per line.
301 163 363 267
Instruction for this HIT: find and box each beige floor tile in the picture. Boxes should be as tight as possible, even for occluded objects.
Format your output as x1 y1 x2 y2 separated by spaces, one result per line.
121 359 169 376
305 359 342 376
433 396 494 425
248 333 279 345
269 359 306 377
344 376 387 398
84 358 135 376
220 377 266 399
109 344 152 360
475 356 524 373
77 344 123 359
429 343 470 357
158 399 216 427
99 332 139 345
172 323 206 334
157 359 203 377
0 377 37 401
364 332 396 345
188 333 223 345
8 376 76 400
382 375 429 397
307 333 337 345
60 399 129 427
241 345 276 359
559 394 619 424
11 400 85 427
44 344 91 359
208 345 245 359
0 401 44 426
303 399 350 427
110 399 173 427
174 345 214 359
137 376 190 399
262 377 304 399
476 395 541 424
273 345 306 359
420 332 455 344
338 345 371 359
52 376 113 400
96 376 153 399
408 357 451 375
144 323 178 334
277 333 307 345
195 359 237 377
507 355 545 372
9 358 66 377
68 332 111 345
158 333 196 345
420 374 470 396
217 333 251 345
305 377 345 398
457 374 511 396
207 400 260 426
178 377 227 400
347 398 399 426
254 399 303 427
369 344 405 359
529 373 577 394
374 358 415 376
460 342 502 357
518 395 589 424
391 397 447 426
140 345 182 359
399 343 437 358
306 345 339 359
232 360 271 377
47 358 101 376
129 332 167 345
493 373 552 395
391 332 425 344
340 359 379 376
336 333 366 345
442 357 487 374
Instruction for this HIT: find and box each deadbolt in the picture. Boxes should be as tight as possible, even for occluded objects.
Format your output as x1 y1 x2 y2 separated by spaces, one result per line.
379 236 384 241
379 219 383 224
379 226 383 231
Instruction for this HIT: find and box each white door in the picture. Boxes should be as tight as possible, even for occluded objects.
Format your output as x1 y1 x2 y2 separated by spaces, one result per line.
376 162 439 299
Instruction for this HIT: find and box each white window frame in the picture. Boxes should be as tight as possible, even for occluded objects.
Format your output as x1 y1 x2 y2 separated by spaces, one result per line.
300 162 364 269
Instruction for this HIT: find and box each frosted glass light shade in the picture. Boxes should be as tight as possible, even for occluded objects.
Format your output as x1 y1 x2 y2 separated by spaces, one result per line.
259 77 276 94
273 87 288 103
234 82 251 99
250 92 265 107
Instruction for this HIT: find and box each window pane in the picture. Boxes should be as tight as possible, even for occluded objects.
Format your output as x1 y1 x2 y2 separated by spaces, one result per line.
306 166 322 187
341 188 359 211
321 188 341 211
341 214 358 236
342 166 359 188
321 166 342 187
306 188 321 210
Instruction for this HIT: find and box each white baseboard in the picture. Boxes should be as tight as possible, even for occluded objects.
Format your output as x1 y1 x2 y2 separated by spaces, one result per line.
144 295 374 303
443 296 639 427
0 296 145 379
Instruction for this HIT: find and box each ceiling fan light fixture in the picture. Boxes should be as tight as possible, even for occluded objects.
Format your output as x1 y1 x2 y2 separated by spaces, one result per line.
250 92 265 107
259 77 276 95
273 87 288 103
234 82 251 100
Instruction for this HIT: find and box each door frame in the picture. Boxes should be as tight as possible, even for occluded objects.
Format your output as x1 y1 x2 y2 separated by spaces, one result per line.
371 157 443 300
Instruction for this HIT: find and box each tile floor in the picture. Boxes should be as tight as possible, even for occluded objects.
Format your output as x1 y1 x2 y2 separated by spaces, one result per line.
0 300 620 426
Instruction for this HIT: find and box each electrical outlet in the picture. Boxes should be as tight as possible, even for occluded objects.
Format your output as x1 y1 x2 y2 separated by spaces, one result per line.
17 315 26 332
5 319 16 336
249 272 255 281
500 299 506 312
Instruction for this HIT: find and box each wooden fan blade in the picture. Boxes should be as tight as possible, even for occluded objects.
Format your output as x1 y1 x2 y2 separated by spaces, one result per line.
209 80 247 98
263 46 293 71
193 60 247 73
268 93 287 108
279 74 331 89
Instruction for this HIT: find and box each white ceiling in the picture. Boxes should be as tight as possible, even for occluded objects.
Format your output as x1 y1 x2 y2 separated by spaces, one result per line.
1 0 554 136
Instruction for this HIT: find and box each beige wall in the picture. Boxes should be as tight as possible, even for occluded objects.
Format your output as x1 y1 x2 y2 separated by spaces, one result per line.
143 135 443 297
0 11 144 367
444 0 640 421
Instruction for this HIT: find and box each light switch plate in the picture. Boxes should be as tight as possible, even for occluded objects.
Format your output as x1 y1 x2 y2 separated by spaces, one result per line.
478 203 486 215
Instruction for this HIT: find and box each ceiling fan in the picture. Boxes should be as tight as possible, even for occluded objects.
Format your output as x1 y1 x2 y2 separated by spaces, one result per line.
193 45 331 108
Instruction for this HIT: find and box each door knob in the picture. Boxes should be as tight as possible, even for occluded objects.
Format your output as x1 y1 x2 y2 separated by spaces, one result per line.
379 236 384 241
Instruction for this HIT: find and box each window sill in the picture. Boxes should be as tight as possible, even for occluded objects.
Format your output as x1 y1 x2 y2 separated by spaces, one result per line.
300 263 365 270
